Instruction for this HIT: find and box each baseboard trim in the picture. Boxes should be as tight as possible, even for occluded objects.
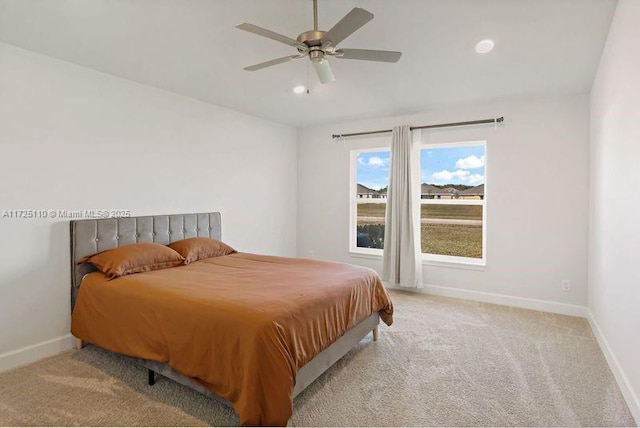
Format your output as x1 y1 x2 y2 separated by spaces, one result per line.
587 310 640 424
0 334 76 373
386 283 589 318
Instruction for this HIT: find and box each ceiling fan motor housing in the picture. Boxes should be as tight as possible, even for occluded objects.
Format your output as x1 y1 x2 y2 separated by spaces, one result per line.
297 30 327 48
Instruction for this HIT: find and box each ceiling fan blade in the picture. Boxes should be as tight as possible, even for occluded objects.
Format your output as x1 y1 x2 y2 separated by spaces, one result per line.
244 55 302 72
236 23 308 51
312 59 335 84
321 7 374 46
336 48 402 63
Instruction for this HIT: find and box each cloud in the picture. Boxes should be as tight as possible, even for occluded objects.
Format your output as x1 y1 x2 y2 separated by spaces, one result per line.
431 169 484 185
467 174 485 185
432 169 470 181
358 156 389 168
455 155 485 170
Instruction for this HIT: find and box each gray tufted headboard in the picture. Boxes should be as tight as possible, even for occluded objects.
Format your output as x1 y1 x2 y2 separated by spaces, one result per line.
70 212 222 309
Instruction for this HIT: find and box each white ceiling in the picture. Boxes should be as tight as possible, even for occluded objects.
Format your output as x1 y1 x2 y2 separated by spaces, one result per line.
0 0 617 128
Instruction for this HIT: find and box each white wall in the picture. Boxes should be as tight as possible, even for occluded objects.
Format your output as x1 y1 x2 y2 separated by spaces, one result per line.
298 95 590 311
0 43 297 360
589 0 640 420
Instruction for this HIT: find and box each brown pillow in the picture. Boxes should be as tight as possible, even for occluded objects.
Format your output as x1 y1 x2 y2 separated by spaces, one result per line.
168 237 236 263
79 242 185 279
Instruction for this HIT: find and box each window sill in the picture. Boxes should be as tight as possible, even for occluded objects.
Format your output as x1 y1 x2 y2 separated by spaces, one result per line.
349 251 383 260
422 257 486 270
349 250 486 271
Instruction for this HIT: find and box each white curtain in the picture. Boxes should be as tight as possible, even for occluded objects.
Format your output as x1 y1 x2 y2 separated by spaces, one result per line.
382 125 422 288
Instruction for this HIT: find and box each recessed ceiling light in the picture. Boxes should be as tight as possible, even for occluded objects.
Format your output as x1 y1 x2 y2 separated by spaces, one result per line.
475 39 495 54
293 85 307 95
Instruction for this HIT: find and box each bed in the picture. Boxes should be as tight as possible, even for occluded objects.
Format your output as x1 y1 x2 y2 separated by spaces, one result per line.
70 212 393 426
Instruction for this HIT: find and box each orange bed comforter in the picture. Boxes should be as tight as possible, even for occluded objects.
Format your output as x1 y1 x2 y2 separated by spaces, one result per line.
71 253 393 426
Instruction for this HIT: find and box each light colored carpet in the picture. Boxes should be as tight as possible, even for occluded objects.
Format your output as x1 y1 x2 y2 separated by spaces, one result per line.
0 290 635 427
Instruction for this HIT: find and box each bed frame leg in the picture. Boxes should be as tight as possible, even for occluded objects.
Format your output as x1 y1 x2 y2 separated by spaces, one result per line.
75 338 84 350
373 326 379 342
148 369 156 386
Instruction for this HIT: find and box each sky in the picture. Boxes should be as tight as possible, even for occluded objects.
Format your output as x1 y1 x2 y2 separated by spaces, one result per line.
357 145 485 190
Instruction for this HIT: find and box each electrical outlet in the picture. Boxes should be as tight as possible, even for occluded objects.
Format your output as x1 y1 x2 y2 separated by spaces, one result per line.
561 279 571 292
308 250 314 258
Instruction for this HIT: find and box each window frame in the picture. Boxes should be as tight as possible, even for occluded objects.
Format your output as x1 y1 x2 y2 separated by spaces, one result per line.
349 140 487 268
418 140 487 266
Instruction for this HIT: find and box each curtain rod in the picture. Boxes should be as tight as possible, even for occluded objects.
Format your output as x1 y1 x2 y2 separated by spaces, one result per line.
331 116 504 139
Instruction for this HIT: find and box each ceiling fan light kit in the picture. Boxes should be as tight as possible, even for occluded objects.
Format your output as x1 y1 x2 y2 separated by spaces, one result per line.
236 0 402 84
312 58 335 84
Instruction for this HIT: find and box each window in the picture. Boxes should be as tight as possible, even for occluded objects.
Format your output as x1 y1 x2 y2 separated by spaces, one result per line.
350 141 486 266
350 149 390 254
420 142 486 264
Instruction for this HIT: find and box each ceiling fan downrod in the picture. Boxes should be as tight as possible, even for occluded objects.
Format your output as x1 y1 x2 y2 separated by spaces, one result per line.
313 0 318 31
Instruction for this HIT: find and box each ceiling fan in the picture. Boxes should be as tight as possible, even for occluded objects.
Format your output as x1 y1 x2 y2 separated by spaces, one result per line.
236 0 402 84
